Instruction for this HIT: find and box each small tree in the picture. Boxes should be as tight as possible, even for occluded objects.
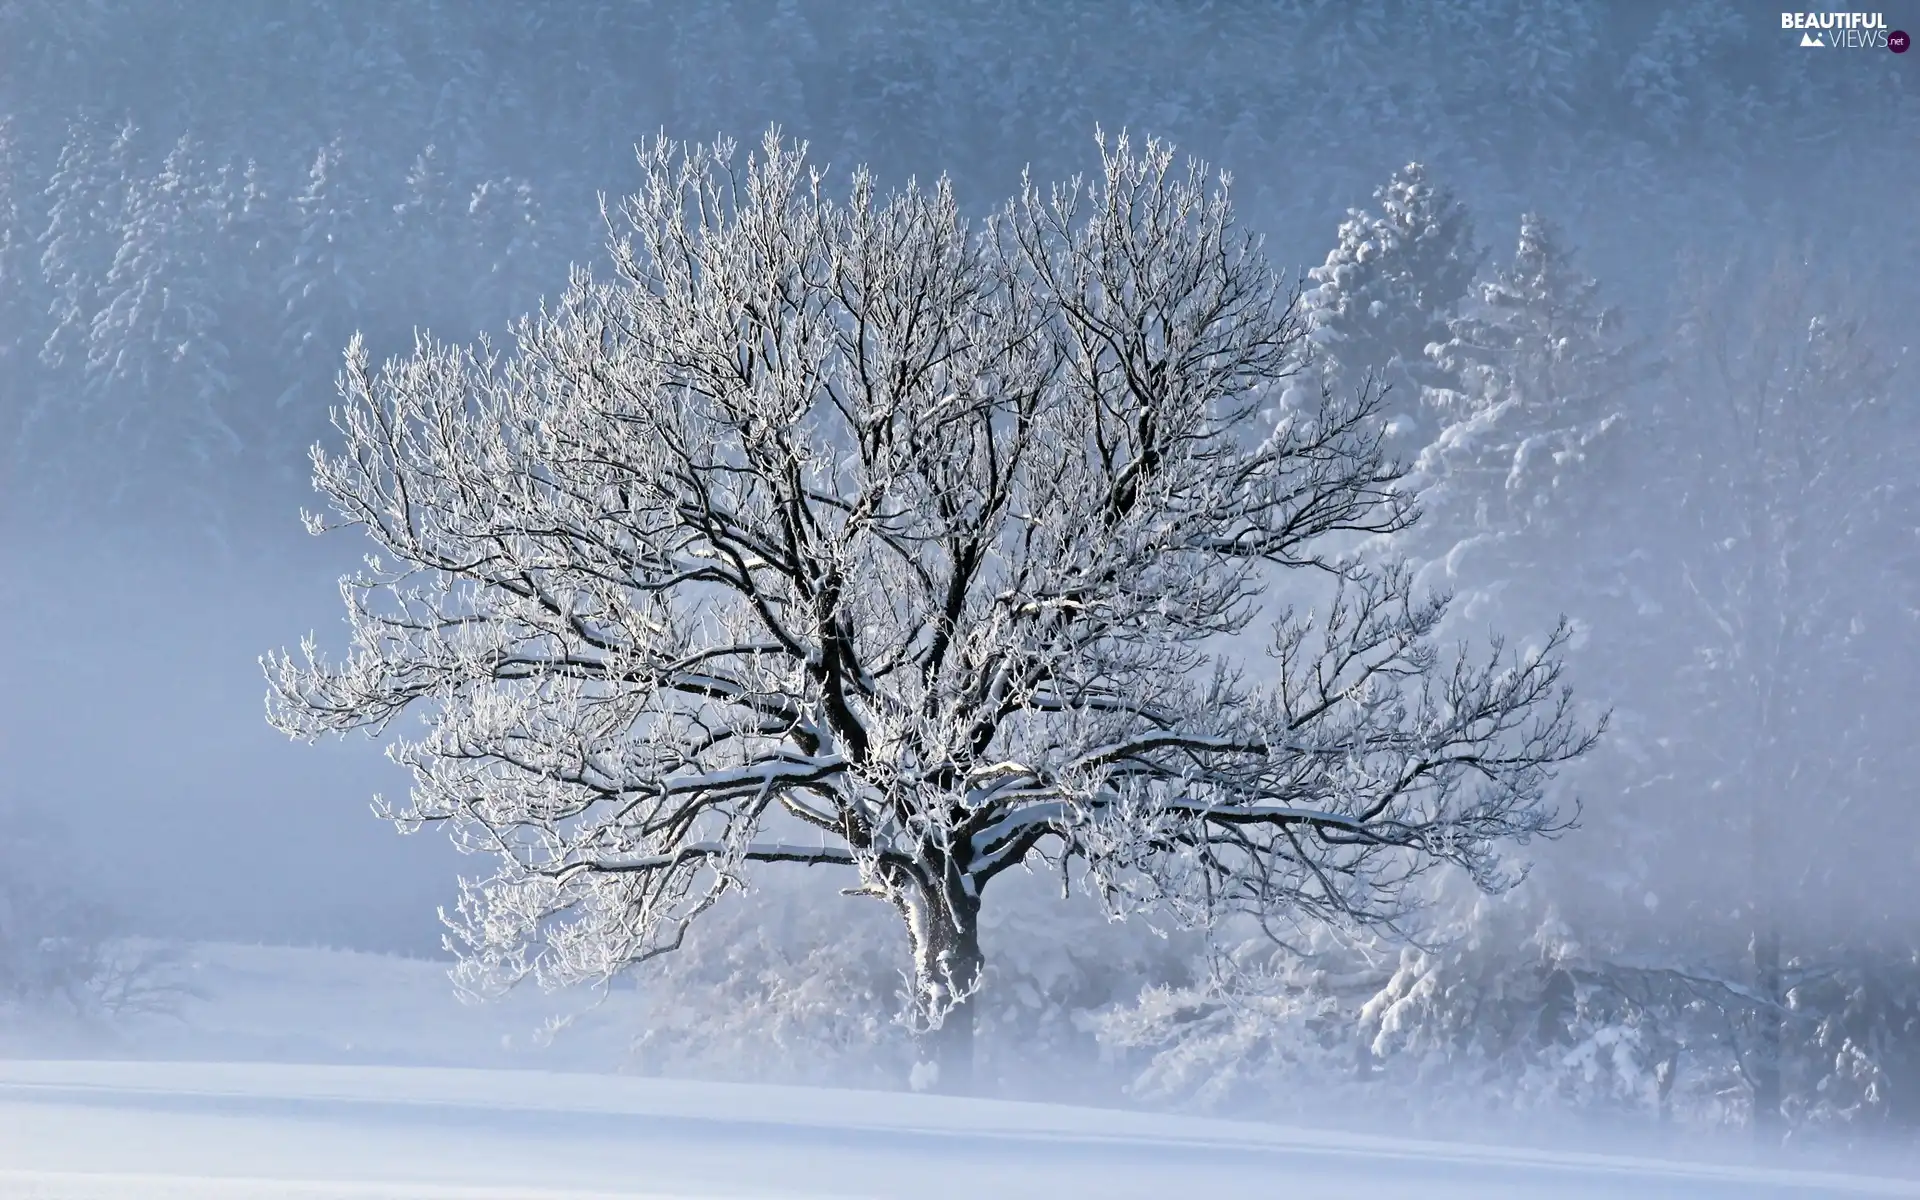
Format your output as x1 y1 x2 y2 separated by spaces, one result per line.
266 132 1596 1092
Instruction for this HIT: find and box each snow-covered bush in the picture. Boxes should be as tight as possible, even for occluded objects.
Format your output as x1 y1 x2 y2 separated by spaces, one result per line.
0 867 114 1012
0 803 185 1023
613 867 914 1089
596 863 1194 1097
1784 957 1920 1133
1092 885 1722 1129
1094 876 1920 1139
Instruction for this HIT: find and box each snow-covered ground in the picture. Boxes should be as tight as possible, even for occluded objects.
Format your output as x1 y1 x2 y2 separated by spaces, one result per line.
3 943 1917 1199
6 1058 1920 1199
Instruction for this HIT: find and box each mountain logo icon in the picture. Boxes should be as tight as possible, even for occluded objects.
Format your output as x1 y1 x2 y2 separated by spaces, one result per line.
1800 30 1824 46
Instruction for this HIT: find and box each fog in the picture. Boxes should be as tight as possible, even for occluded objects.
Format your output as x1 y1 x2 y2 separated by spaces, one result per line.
2 0 1918 1172
0 535 457 951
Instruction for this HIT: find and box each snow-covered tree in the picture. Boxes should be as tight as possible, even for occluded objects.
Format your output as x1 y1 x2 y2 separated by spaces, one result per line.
1653 260 1914 1136
84 135 240 482
1413 212 1645 608
280 139 369 373
215 155 317 477
1300 162 1480 458
0 116 34 467
263 131 1596 1093
460 174 546 326
1365 219 1663 1036
0 115 24 310
36 119 137 377
388 144 459 326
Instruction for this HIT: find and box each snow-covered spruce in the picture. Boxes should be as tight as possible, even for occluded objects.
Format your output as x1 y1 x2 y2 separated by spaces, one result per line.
1298 162 1480 459
265 130 1597 1093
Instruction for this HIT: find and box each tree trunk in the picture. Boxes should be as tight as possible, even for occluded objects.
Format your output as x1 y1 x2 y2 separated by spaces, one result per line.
1751 920 1783 1138
1747 793 1783 1136
1747 755 1784 1140
924 980 977 1094
1655 1049 1678 1126
907 882 983 1096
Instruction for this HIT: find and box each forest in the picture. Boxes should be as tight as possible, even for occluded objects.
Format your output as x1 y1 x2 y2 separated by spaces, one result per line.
2 0 1918 1154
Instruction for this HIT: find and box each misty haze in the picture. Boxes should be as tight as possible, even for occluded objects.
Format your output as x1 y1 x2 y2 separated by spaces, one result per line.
1 4 1916 1198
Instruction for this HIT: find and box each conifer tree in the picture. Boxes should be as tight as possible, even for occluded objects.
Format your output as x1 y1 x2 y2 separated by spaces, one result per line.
1300 163 1480 459
1417 213 1643 586
0 117 34 459
280 139 368 373
85 135 238 480
38 119 137 374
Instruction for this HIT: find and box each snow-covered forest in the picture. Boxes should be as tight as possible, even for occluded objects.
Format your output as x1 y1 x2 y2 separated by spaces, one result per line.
3 0 1919 1183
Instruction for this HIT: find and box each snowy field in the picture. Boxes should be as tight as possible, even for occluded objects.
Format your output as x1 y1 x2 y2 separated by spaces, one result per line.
5 1058 1920 1199
2 944 1917 1199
